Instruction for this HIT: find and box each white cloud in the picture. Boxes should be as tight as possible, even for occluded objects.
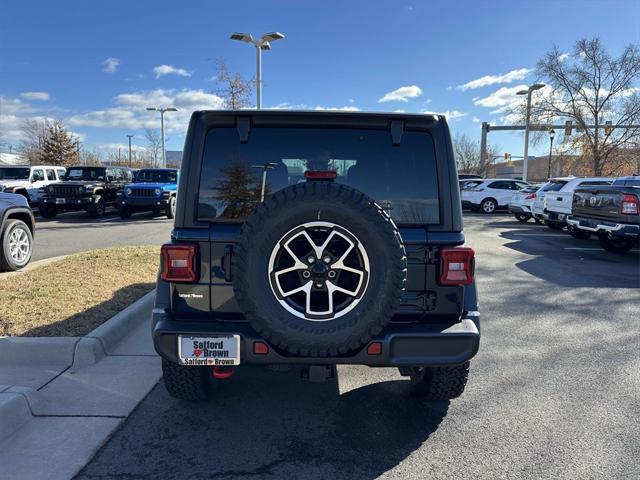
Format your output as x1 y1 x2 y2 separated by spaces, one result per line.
446 86 453 92
457 68 531 91
423 109 468 121
558 53 570 62
153 64 191 79
473 85 529 108
20 91 49 101
67 88 224 134
314 105 361 111
0 96 56 141
472 117 480 123
102 57 120 73
98 143 147 152
378 85 423 103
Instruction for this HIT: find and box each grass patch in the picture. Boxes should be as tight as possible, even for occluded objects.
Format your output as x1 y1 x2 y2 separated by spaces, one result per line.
0 246 159 337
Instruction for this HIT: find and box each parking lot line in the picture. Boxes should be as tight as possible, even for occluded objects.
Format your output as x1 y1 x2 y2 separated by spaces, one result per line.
511 233 567 237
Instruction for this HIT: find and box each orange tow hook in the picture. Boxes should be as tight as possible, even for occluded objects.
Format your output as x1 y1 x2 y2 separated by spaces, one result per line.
212 366 235 379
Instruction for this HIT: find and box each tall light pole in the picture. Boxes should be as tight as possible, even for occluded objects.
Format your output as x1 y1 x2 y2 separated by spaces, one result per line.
126 134 134 167
251 162 278 202
547 129 555 179
517 83 545 182
230 32 285 109
146 107 178 168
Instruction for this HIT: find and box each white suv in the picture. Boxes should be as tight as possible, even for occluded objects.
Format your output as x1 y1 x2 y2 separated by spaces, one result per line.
0 165 66 205
461 178 530 214
540 176 612 230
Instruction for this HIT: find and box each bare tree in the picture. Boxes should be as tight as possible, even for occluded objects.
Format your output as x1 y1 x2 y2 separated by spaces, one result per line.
215 60 255 110
453 132 499 176
516 38 640 176
18 119 51 164
80 147 103 166
145 128 162 167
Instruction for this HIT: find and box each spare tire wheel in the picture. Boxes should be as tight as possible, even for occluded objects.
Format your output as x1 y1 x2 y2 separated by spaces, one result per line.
233 181 406 357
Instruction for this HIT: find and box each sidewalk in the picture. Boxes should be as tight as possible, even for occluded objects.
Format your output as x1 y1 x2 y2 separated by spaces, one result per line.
0 291 161 480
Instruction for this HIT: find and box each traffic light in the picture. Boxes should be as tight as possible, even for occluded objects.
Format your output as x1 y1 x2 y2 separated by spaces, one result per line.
564 120 573 135
604 121 613 135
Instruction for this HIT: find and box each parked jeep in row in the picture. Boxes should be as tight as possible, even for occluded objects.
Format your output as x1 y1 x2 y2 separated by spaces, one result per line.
39 166 133 218
118 168 178 219
0 165 66 206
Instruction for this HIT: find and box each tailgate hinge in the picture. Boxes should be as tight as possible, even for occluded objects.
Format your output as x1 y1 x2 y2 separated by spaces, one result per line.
237 117 251 143
425 247 438 264
390 120 404 146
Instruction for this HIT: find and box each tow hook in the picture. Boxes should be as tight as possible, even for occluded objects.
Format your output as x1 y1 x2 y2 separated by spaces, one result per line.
211 366 235 379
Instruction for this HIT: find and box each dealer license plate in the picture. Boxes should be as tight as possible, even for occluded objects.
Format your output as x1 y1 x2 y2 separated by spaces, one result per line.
56 198 66 204
178 335 240 366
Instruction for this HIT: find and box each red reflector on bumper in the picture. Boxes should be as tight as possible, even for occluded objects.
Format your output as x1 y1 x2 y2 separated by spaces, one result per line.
366 342 382 355
253 341 269 355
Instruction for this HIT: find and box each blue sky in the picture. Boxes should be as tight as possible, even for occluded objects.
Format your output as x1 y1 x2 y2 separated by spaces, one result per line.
1 0 639 158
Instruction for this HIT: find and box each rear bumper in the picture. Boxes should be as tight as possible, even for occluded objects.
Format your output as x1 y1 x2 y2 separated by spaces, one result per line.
508 204 531 215
461 200 477 209
152 310 480 367
567 216 640 239
547 210 568 223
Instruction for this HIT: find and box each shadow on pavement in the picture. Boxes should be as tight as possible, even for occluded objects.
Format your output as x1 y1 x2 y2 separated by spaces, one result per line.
77 366 449 480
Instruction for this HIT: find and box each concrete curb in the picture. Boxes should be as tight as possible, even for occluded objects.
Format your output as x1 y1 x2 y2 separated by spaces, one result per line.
0 289 157 442
71 290 156 372
0 254 69 280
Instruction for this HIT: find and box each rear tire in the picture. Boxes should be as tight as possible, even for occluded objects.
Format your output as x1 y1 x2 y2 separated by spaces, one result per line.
515 213 531 223
546 220 564 230
598 234 635 253
403 362 470 400
568 225 590 239
480 198 497 214
162 359 210 401
166 196 176 219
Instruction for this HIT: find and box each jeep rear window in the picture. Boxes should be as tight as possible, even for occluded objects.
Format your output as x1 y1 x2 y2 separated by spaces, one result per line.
64 167 105 181
137 169 178 183
198 127 440 225
0 168 30 180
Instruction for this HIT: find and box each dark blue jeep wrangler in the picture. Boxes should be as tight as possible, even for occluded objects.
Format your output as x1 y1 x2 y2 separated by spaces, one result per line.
153 111 480 401
118 168 178 219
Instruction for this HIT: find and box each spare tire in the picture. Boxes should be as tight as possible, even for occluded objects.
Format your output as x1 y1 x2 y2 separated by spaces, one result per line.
233 181 406 357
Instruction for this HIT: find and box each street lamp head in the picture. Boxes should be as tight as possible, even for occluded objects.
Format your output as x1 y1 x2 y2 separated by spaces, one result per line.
531 83 546 91
146 107 158 111
262 32 285 42
549 128 556 140
260 42 272 51
516 90 528 96
165 107 178 112
230 32 253 43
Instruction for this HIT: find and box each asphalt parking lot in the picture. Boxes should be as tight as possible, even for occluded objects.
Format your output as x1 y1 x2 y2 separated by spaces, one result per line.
33 210 172 261
77 213 640 480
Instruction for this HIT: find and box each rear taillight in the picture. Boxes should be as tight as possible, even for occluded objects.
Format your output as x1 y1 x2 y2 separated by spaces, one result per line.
438 247 475 286
621 194 639 215
161 243 199 282
525 193 536 200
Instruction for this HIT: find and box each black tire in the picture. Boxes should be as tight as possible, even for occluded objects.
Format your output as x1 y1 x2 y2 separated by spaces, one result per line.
162 359 210 401
39 205 57 219
233 181 406 357
166 196 176 219
118 206 132 219
480 198 497 214
515 213 531 223
534 217 544 225
598 234 635 253
1 219 33 271
568 225 590 239
405 362 470 400
546 220 564 230
88 195 106 218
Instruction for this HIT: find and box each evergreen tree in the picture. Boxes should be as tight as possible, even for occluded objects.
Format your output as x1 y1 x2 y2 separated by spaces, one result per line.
213 162 264 218
41 121 77 166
